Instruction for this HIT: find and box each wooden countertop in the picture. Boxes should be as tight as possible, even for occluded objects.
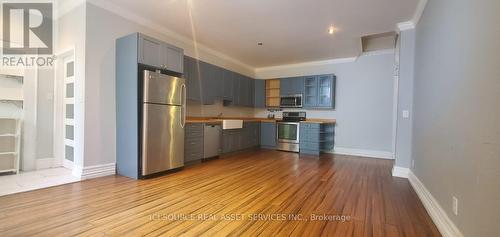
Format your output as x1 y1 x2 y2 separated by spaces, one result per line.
186 117 336 124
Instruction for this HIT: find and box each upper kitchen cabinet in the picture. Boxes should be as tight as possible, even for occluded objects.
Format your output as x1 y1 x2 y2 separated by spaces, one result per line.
280 77 304 96
184 56 202 102
317 74 336 108
223 69 234 101
303 74 336 109
137 33 184 74
254 79 266 108
199 61 215 105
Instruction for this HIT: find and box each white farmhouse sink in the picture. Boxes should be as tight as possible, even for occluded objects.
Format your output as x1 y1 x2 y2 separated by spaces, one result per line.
222 120 243 130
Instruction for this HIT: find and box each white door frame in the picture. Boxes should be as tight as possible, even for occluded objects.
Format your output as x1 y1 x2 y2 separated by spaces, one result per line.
54 48 75 170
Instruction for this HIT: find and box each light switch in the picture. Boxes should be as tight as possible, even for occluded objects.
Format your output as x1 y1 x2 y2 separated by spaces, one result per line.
402 110 410 118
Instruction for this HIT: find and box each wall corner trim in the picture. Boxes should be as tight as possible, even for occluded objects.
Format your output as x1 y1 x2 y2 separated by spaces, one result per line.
392 166 410 178
73 163 116 180
408 171 464 237
332 147 394 160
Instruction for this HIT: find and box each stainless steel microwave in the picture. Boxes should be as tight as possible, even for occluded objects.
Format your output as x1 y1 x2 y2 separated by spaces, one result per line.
280 94 303 108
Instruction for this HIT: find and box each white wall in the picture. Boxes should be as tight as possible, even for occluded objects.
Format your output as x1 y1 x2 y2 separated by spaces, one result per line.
255 52 395 155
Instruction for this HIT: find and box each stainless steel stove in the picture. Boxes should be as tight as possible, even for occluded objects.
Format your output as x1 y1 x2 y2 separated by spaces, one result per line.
276 112 306 152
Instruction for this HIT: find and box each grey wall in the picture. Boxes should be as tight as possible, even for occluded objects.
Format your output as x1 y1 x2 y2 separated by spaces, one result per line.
412 0 500 236
255 53 395 154
394 29 415 168
36 68 55 159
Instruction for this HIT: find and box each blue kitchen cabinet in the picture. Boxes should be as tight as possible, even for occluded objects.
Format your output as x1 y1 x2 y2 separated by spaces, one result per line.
246 76 255 107
317 74 336 108
184 56 202 102
185 123 204 162
223 69 234 101
299 123 335 155
138 33 184 74
303 76 318 108
200 61 215 104
260 122 276 148
302 74 336 109
232 73 240 105
254 79 266 108
280 77 304 96
212 65 224 100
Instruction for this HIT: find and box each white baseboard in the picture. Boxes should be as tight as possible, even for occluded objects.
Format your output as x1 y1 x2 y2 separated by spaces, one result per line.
73 163 116 180
408 171 464 237
392 166 410 178
332 147 394 159
35 158 60 170
63 159 74 169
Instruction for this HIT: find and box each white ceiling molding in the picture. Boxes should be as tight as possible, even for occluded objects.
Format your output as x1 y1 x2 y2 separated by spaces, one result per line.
412 0 428 25
254 57 357 79
86 0 255 77
397 21 416 31
396 0 428 32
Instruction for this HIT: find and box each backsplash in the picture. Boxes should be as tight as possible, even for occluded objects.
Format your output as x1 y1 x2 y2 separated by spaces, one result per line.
187 100 255 117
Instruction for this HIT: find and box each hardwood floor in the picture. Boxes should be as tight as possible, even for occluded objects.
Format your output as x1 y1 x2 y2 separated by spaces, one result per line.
0 150 441 237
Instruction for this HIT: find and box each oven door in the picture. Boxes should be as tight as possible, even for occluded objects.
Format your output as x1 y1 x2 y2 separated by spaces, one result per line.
277 122 300 144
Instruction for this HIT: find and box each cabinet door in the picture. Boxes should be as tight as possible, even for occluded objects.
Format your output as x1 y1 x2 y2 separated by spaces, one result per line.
238 75 248 106
247 77 255 107
303 76 318 108
185 56 201 101
200 62 215 104
223 69 234 101
317 75 333 108
260 122 276 147
280 78 292 96
165 45 183 73
254 79 265 108
211 65 224 99
291 77 305 95
138 35 163 68
232 73 240 105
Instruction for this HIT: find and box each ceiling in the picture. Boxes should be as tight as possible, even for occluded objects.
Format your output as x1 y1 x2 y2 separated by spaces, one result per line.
101 0 419 67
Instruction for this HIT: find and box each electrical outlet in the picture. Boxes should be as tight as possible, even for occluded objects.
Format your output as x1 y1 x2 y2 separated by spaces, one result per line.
452 196 459 216
402 110 410 118
411 159 415 169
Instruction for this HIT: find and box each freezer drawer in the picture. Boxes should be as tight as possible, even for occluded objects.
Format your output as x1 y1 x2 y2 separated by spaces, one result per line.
141 103 184 176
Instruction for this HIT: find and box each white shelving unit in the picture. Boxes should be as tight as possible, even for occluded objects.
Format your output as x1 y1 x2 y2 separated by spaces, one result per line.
0 119 21 174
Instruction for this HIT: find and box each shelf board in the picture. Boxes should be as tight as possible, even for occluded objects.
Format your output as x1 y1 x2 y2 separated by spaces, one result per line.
0 152 17 155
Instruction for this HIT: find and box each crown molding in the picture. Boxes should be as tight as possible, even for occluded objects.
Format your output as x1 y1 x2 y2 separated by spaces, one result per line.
412 0 428 25
397 21 416 31
396 0 428 32
255 57 357 74
86 0 255 76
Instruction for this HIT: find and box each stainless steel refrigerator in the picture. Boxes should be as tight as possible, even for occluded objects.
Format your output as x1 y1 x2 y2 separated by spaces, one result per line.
141 70 186 176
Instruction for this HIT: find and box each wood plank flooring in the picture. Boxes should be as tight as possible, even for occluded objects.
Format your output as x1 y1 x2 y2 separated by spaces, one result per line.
0 150 441 237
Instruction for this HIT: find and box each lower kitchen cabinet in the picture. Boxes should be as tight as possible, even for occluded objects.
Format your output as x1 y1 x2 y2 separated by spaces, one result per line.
260 122 276 148
185 123 204 162
299 123 335 155
222 122 261 154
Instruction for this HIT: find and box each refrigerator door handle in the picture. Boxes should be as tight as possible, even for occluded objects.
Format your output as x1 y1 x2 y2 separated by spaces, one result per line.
180 84 186 128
